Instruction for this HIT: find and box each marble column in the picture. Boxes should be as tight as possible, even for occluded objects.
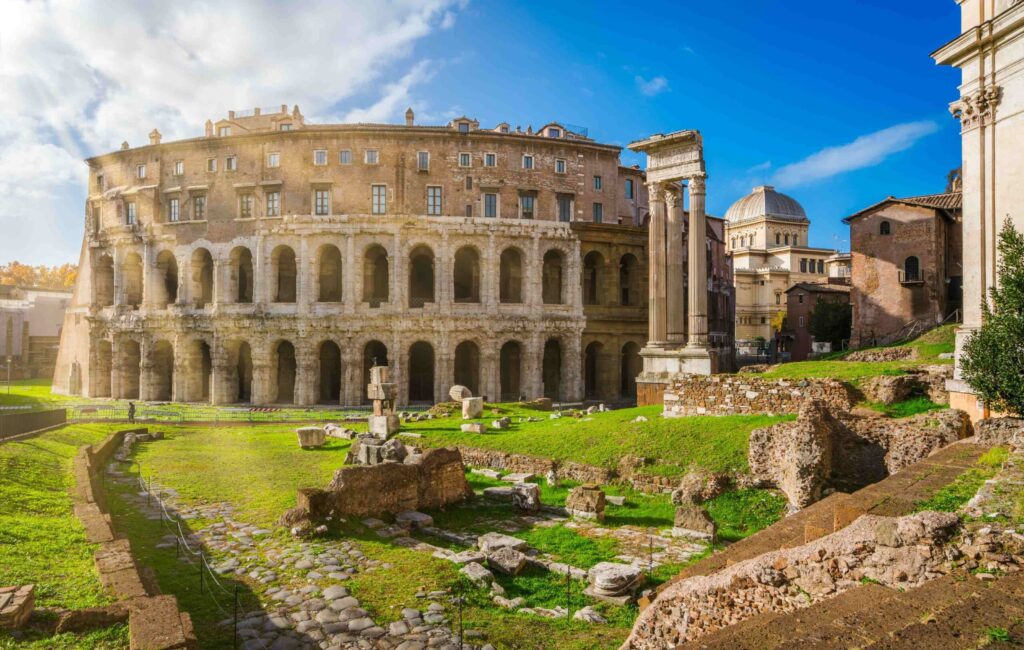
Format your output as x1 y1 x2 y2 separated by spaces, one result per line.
646 182 668 346
665 186 686 345
686 174 709 349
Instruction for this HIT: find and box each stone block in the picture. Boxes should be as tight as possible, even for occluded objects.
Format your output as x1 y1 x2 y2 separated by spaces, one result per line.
482 486 514 499
395 511 433 529
477 532 528 553
380 438 408 463
460 423 487 434
296 427 326 449
366 382 398 403
0 585 34 630
460 561 495 586
462 397 484 419
491 417 511 430
487 547 528 576
369 366 390 385
566 484 606 521
585 562 643 604
671 504 716 540
502 472 534 483
449 385 473 401
511 483 541 512
368 414 400 438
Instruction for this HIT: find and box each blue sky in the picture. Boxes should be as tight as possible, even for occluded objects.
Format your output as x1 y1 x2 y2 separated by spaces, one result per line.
0 0 962 264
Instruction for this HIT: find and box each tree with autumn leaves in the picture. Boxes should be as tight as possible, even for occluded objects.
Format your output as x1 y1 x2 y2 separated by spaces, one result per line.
0 261 77 290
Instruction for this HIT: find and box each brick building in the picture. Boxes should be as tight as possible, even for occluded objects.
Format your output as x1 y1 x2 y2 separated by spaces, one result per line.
784 281 851 361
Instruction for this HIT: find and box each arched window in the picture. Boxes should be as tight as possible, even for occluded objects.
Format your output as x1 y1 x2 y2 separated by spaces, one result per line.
363 245 389 307
619 254 639 306
903 256 920 282
317 245 343 302
784 234 790 245
880 221 891 235
499 248 523 303
453 246 480 303
775 233 781 245
542 250 564 305
190 248 214 308
582 251 603 306
271 246 297 303
409 245 435 308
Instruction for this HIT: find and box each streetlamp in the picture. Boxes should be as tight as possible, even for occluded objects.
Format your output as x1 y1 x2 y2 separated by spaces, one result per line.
5 356 11 395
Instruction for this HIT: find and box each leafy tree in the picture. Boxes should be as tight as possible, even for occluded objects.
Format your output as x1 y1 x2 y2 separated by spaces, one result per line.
770 310 787 335
961 218 1024 415
0 262 77 289
809 298 852 350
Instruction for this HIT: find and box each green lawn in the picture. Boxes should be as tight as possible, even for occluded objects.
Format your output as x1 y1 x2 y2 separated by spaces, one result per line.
864 397 948 418
914 446 1010 513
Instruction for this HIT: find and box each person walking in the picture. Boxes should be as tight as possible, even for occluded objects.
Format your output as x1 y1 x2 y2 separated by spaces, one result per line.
127 401 136 424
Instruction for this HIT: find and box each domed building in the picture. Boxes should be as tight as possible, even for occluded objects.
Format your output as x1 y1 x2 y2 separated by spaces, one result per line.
724 186 847 354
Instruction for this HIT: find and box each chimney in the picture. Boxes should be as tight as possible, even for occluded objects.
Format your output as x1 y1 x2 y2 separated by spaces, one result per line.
526 125 533 135
121 141 130 150
405 107 414 126
254 107 261 116
205 120 213 137
280 104 287 113
228 110 236 119
149 129 161 145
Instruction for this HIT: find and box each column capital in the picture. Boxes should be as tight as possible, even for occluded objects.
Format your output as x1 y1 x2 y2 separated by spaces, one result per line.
688 174 707 195
663 186 682 210
645 180 667 197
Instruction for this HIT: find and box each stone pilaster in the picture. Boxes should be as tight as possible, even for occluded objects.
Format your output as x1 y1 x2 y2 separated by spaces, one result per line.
295 345 317 406
564 334 583 402
665 186 686 345
210 342 232 405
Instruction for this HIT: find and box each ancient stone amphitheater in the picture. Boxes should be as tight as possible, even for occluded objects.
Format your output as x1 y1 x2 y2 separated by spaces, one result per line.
51 105 737 407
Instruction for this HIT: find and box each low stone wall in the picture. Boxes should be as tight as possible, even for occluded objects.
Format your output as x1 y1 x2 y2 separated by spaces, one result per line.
0 408 66 441
662 375 854 416
71 428 197 649
455 447 612 485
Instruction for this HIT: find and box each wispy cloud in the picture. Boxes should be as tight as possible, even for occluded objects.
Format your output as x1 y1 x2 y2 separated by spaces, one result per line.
747 161 772 173
771 120 939 188
342 61 438 124
635 75 669 97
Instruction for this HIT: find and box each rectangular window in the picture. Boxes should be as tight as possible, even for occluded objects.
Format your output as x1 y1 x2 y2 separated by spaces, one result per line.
458 122 470 133
173 160 184 175
465 204 473 218
339 150 352 165
459 152 471 167
417 151 430 171
193 196 206 220
625 179 635 199
207 158 217 172
798 294 805 304
372 184 387 214
557 196 572 222
313 149 327 166
800 258 807 273
555 158 566 174
136 164 146 179
365 149 379 165
522 154 534 170
126 202 136 225
267 152 280 168
427 186 442 215
465 176 472 190
226 156 237 171
592 202 603 223
279 123 292 132
520 194 535 219
266 191 280 217
239 194 253 219
218 126 231 137
96 175 105 192
484 153 496 167
799 316 805 327
817 259 825 274
314 189 330 216
593 175 602 190
547 127 561 138
484 193 497 218
168 197 179 222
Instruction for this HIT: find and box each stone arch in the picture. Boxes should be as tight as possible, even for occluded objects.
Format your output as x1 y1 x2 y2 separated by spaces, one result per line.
409 245 435 308
94 339 112 397
542 338 562 401
155 250 179 308
407 340 435 403
619 253 640 306
317 340 343 404
317 244 343 303
904 256 920 281
363 244 389 307
620 341 642 400
122 253 143 307
94 254 114 307
542 249 564 305
362 340 389 403
151 340 175 401
231 341 253 403
499 340 522 401
583 251 604 306
185 339 212 402
584 341 603 399
453 246 481 303
454 340 481 396
271 245 297 303
190 248 214 308
120 339 141 399
229 246 253 304
271 340 297 403
499 247 523 304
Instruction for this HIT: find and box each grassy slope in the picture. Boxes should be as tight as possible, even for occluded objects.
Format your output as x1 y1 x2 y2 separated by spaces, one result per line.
915 446 1010 513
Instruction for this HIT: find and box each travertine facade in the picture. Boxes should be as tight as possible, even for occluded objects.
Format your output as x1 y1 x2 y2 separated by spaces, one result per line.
53 106 683 405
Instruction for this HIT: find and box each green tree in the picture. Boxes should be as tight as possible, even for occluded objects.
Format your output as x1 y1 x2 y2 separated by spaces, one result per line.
961 218 1024 415
809 298 852 350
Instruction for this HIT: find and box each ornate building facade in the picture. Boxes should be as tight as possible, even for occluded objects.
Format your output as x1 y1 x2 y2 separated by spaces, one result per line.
53 107 733 406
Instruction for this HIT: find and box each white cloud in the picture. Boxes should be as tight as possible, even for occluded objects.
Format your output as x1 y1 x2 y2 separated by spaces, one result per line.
747 160 772 173
771 120 939 188
0 0 463 264
635 75 669 97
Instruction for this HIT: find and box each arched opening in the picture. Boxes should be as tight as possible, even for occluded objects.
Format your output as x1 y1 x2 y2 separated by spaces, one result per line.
542 250 564 305
122 253 143 308
272 245 297 303
362 340 389 403
542 339 562 401
880 221 891 235
499 248 523 303
317 245 343 302
583 251 604 306
155 250 178 308
187 340 212 402
363 245 389 307
619 254 639 306
453 246 481 303
120 340 141 399
233 341 253 403
272 340 296 403
409 245 435 308
229 247 253 303
191 248 214 308
454 341 480 396
94 254 114 307
499 341 521 401
904 256 920 282
620 342 642 401
584 341 602 399
318 340 342 404
152 340 174 401
408 341 435 403
94 340 112 397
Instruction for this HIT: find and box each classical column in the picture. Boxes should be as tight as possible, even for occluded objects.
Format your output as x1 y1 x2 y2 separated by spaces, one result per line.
564 333 583 402
646 182 668 346
138 339 155 401
295 344 317 406
142 242 154 309
665 186 686 345
342 350 360 406
298 237 310 315
686 174 709 349
344 235 356 314
481 348 498 402
210 342 232 405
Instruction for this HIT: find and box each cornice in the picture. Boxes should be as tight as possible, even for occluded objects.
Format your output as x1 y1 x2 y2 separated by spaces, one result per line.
932 1 1024 66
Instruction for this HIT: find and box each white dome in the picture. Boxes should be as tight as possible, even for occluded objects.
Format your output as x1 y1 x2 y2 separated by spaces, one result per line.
724 185 807 223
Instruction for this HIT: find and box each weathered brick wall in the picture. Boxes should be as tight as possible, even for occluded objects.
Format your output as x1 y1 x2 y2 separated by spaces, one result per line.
455 446 612 484
663 375 854 416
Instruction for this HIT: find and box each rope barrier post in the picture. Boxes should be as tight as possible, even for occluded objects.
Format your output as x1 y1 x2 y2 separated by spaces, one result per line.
233 585 239 650
199 553 204 594
458 587 463 648
175 535 179 559
566 566 571 620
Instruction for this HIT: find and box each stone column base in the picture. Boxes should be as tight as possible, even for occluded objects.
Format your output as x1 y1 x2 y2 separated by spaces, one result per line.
946 378 997 424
